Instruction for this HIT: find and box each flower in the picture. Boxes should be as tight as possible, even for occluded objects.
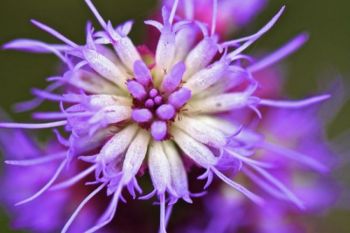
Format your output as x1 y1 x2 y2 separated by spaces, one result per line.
0 0 331 232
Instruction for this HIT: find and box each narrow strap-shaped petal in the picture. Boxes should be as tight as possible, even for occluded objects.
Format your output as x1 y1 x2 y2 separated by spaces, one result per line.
211 0 218 36
211 167 264 205
51 165 97 191
225 149 274 169
260 141 329 173
3 39 72 67
31 20 78 48
85 185 123 233
33 111 93 120
227 6 285 60
14 82 63 113
248 33 309 73
247 164 305 209
85 0 108 29
259 94 331 108
159 193 167 233
0 120 67 129
61 183 105 233
5 152 66 166
16 158 67 206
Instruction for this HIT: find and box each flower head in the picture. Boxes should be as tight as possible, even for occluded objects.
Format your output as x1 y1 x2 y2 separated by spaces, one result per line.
1 0 331 232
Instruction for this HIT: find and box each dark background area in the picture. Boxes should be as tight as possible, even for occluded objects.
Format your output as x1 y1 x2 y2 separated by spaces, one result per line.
0 0 349 232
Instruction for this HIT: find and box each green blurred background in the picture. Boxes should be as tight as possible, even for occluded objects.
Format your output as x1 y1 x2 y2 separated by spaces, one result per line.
0 0 349 232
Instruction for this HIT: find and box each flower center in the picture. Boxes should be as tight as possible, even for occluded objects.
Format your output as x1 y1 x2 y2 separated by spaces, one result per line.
127 61 191 141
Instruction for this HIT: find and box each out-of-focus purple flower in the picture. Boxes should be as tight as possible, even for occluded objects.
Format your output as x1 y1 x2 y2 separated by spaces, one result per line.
163 0 267 37
0 120 105 232
0 0 332 232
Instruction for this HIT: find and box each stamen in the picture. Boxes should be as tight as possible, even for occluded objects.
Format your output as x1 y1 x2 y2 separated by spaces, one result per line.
151 121 167 141
156 104 176 120
132 108 153 123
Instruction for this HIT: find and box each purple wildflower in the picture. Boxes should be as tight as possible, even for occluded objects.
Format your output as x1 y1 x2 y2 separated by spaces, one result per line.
163 0 267 37
0 123 103 233
0 0 331 232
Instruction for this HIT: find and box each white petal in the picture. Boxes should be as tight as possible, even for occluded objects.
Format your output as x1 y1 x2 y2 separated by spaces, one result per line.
187 93 252 113
174 115 227 148
89 106 131 125
148 141 172 193
183 61 227 95
195 116 239 135
163 141 189 198
99 124 139 163
171 127 217 168
83 48 129 89
197 116 262 144
88 95 131 109
65 70 123 95
195 69 245 98
156 28 176 73
174 25 197 63
113 37 141 71
73 126 118 155
122 129 150 183
184 37 218 80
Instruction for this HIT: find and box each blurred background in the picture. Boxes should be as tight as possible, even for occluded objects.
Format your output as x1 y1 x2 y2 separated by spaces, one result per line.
0 0 349 232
